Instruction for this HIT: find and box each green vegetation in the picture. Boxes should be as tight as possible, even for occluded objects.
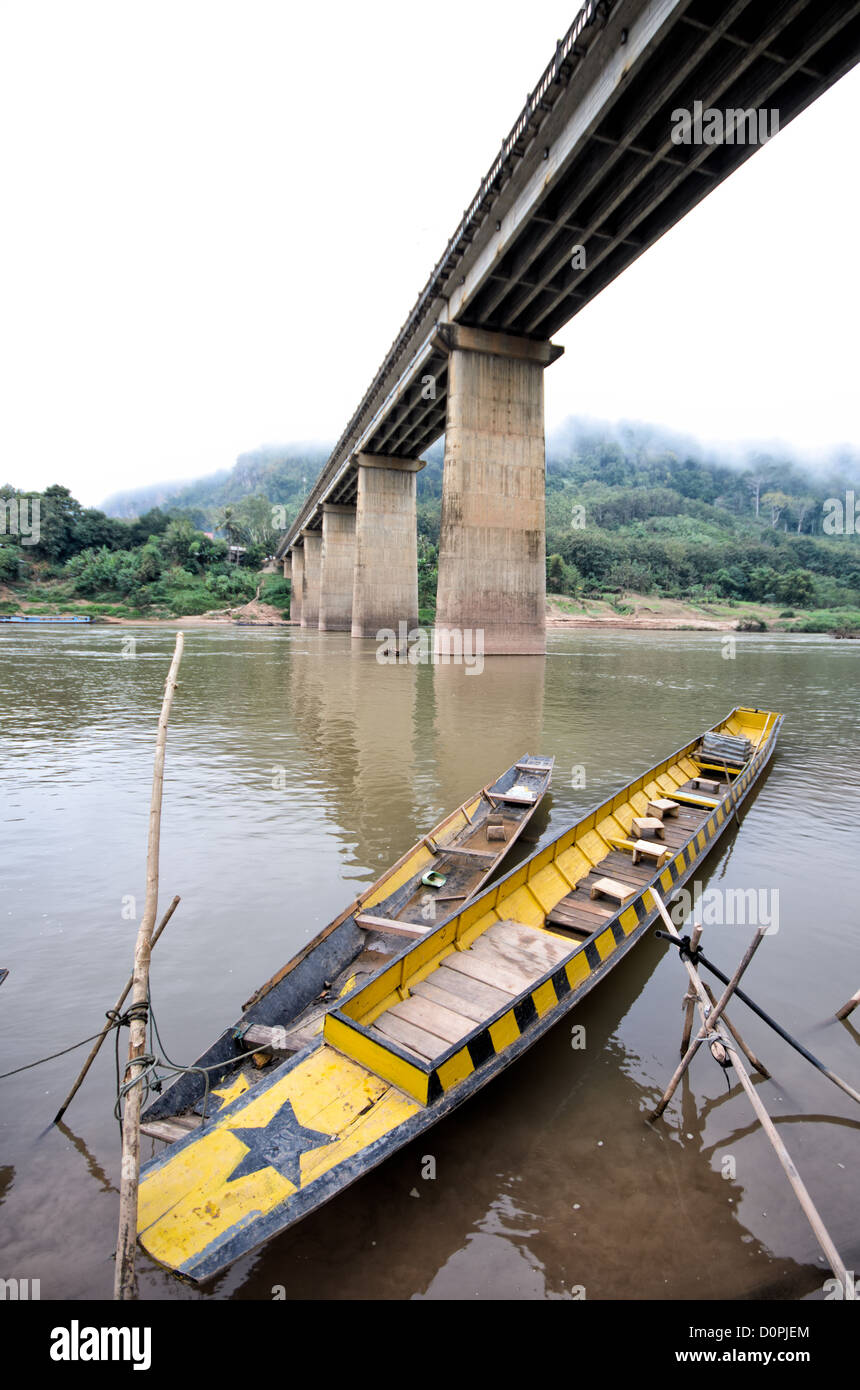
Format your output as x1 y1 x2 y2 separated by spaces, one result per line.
419 424 860 616
0 484 267 618
2 421 859 623
259 574 293 620
794 608 860 633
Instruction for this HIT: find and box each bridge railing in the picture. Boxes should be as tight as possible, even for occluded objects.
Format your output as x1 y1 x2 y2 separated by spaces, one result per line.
280 0 610 553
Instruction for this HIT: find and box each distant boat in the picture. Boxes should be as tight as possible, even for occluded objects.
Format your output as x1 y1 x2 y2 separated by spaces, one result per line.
0 615 91 623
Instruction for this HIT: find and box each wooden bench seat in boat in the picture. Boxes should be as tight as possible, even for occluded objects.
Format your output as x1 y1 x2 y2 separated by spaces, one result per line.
141 1114 204 1144
647 798 680 819
238 1019 323 1056
485 786 538 807
631 815 665 839
590 877 637 905
630 840 672 868
438 847 496 862
354 914 431 939
690 776 720 794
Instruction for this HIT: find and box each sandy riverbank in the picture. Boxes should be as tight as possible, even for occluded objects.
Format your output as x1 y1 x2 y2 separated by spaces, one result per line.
0 586 810 632
545 594 772 632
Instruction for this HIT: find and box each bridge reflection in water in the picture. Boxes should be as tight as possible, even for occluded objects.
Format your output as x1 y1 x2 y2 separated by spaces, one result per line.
286 635 547 879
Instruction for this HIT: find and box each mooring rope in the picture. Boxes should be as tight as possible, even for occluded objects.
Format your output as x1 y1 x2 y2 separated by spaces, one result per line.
0 1027 116 1081
2 991 248 1137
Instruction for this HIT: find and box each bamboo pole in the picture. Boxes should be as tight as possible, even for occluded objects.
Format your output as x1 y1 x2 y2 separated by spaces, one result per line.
679 924 703 1055
722 1030 849 1290
836 987 860 1022
651 915 767 1121
114 634 184 1301
648 889 848 1291
53 896 181 1125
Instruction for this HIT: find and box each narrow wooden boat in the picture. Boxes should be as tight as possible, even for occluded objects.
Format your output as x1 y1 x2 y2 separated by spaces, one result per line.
137 707 780 1282
139 753 554 1135
0 614 91 623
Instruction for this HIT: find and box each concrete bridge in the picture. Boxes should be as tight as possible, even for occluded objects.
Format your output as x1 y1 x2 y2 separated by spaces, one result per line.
277 0 860 653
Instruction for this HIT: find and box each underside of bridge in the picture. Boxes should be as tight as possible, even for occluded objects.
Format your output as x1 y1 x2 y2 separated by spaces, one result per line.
279 0 860 652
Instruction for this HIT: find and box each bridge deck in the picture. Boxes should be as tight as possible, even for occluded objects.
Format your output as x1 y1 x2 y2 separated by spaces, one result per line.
280 0 860 553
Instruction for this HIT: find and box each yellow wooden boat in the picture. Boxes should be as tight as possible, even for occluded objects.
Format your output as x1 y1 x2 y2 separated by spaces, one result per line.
137 707 780 1282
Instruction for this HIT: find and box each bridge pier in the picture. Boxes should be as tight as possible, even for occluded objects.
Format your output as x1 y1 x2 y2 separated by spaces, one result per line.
289 547 303 624
300 530 322 628
319 504 357 631
351 454 424 639
434 325 563 656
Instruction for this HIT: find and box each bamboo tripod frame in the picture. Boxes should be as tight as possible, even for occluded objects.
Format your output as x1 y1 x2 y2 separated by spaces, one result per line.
836 987 860 1022
648 888 850 1294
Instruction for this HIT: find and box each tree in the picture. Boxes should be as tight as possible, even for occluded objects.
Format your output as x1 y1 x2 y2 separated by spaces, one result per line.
0 546 19 582
127 508 171 546
547 554 566 593
793 496 816 535
236 494 279 552
714 565 746 597
137 541 163 584
776 569 816 607
33 484 83 560
162 518 196 567
218 507 247 549
73 508 127 552
761 491 791 529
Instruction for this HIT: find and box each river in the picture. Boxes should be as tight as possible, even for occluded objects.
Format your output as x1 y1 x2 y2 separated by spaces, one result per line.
0 624 857 1300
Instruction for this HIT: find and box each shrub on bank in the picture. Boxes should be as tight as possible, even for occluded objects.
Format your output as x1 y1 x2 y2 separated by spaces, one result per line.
795 608 860 633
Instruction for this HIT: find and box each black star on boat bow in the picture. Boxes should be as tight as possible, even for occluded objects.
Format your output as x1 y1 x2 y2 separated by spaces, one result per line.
227 1100 335 1187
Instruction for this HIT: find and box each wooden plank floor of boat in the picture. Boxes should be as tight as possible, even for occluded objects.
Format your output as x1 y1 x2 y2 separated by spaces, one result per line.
369 921 571 1063
547 797 716 939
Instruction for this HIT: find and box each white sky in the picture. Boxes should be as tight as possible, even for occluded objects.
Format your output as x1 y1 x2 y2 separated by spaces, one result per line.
1 1 858 508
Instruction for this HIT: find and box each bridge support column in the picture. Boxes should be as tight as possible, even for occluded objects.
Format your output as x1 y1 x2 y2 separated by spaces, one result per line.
319 504 357 631
282 555 291 581
434 325 563 656
300 530 322 628
352 455 424 639
289 547 303 623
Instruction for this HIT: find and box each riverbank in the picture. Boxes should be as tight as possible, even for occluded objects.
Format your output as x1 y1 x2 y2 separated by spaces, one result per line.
3 581 859 634
101 599 294 626
545 593 859 633
0 584 293 627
